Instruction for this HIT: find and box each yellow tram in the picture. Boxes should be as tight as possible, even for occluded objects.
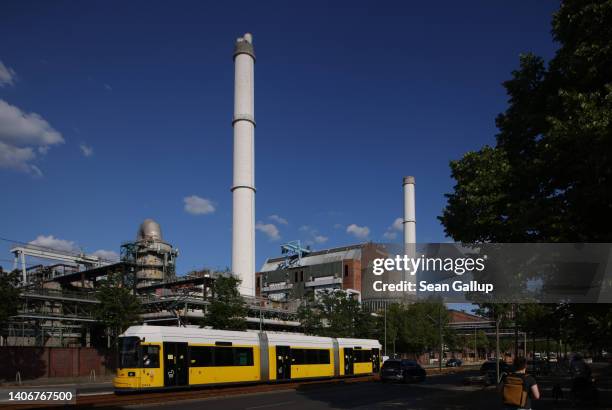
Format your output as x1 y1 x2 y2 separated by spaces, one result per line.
113 325 381 392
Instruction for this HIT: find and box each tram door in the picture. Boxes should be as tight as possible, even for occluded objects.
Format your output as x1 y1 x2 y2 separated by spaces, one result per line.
276 346 291 380
344 348 354 375
372 348 381 373
163 342 189 387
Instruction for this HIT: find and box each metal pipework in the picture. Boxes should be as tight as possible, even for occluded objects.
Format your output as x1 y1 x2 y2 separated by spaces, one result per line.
403 176 416 244
232 33 256 296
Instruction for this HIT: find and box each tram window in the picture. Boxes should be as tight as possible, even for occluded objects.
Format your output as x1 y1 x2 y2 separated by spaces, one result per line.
214 347 234 366
119 337 140 368
291 349 330 365
291 349 305 364
190 346 214 366
234 347 254 366
354 349 372 363
142 345 160 368
190 346 254 367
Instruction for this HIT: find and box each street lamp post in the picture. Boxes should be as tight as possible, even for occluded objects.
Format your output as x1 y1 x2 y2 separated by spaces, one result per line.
426 308 444 372
384 305 387 357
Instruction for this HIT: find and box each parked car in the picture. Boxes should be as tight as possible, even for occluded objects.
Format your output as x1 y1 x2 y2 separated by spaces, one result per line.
446 358 462 367
527 360 543 376
381 359 426 383
480 360 511 385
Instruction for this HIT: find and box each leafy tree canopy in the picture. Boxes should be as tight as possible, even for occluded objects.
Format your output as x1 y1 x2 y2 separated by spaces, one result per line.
94 273 141 340
440 0 612 242
201 275 247 331
0 269 21 328
297 290 377 339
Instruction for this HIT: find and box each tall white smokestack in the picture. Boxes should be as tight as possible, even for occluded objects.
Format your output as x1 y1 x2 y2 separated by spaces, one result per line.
232 33 256 296
403 176 416 244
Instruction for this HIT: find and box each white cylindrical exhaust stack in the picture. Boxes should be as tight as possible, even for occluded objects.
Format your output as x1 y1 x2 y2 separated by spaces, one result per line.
403 176 416 244
232 33 256 296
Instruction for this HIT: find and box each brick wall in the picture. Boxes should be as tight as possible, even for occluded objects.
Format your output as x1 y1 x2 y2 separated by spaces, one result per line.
0 347 112 381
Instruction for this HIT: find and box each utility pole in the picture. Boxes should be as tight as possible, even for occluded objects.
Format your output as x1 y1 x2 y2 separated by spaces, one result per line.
439 305 443 372
259 302 263 332
474 327 477 362
496 314 500 384
384 305 387 357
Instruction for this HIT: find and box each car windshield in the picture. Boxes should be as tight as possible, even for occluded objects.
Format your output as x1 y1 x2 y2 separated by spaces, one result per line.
401 360 417 367
382 361 401 369
119 336 140 368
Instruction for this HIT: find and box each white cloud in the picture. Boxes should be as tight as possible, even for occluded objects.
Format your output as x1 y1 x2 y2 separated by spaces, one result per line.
0 61 16 87
299 225 329 245
104 84 112 91
0 99 64 175
383 231 397 240
29 235 77 252
383 217 403 241
333 223 343 229
0 100 64 146
314 235 328 244
184 195 215 215
256 221 280 241
0 141 41 176
268 214 288 225
80 143 93 157
346 223 370 239
92 249 119 261
391 217 403 231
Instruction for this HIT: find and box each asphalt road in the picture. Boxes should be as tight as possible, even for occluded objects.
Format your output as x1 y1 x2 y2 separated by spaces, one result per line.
123 368 612 410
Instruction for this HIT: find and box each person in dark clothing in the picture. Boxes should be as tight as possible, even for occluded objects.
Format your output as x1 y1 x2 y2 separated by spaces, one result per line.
501 357 540 410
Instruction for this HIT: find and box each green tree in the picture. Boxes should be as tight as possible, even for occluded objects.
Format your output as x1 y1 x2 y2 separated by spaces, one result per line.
440 0 612 242
94 273 141 347
439 0 612 359
381 301 454 358
0 270 20 331
201 275 247 331
296 290 377 339
297 297 324 335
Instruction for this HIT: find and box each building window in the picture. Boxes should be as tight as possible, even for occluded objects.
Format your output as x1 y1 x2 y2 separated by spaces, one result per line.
344 264 349 278
300 271 304 282
294 271 298 282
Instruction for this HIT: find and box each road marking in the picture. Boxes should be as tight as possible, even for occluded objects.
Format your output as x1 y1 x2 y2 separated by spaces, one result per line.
79 391 114 396
409 383 481 392
246 400 295 409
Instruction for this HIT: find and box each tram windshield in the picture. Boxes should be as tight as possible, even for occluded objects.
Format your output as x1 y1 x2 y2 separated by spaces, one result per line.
119 336 140 368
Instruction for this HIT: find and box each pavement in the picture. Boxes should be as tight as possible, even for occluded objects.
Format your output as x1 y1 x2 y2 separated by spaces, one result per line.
1 363 610 409
123 365 612 410
0 376 114 396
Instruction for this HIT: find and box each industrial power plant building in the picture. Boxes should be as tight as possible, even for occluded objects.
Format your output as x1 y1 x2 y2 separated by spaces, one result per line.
256 242 404 311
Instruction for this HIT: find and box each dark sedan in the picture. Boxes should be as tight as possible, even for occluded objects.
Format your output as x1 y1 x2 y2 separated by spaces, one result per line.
480 360 511 385
446 358 462 367
381 359 426 383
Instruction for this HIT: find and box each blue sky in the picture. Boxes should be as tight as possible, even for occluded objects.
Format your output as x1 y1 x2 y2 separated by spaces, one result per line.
0 1 559 275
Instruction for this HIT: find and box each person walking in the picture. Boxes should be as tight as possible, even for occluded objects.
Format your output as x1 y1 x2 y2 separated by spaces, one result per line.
501 357 540 410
